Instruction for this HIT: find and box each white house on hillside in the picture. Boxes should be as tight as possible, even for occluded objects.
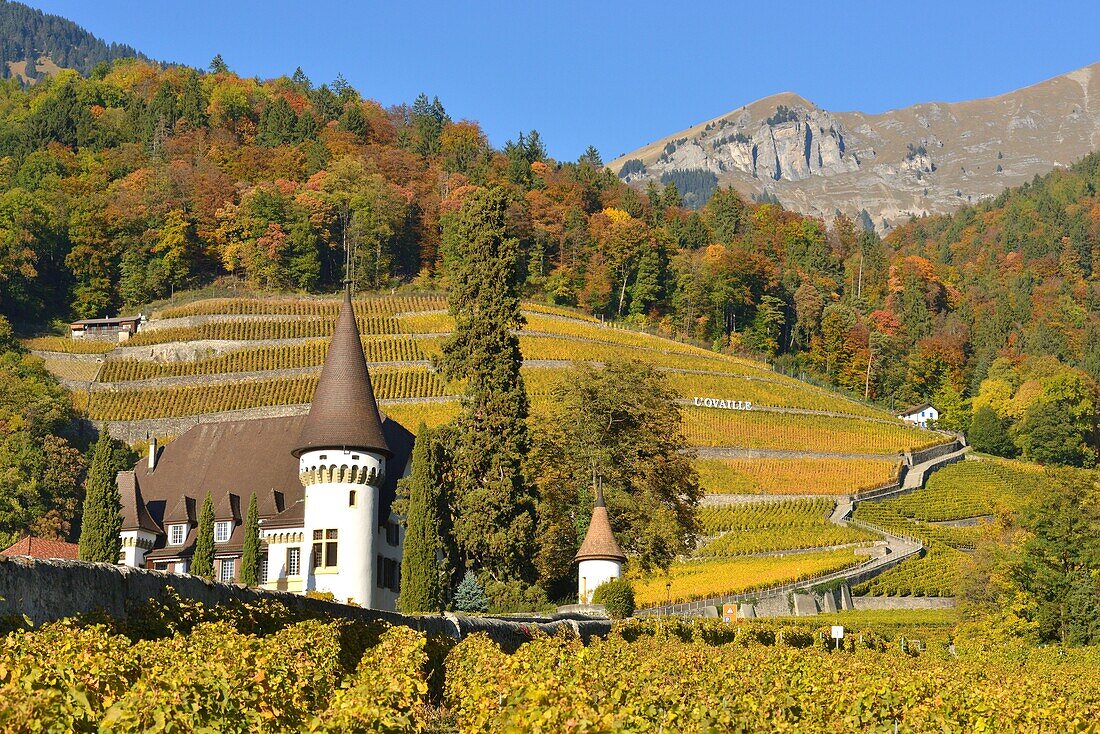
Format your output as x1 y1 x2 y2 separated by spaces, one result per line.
898 403 938 429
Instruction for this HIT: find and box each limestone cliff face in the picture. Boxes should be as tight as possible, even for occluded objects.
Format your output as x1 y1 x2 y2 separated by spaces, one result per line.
611 62 1100 231
634 99 860 184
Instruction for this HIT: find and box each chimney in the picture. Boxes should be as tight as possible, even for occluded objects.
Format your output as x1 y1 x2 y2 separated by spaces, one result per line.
148 436 158 472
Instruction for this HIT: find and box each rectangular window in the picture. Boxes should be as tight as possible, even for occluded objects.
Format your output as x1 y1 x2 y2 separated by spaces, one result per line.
312 528 339 569
287 547 301 576
386 521 400 546
349 490 357 507
214 521 232 543
154 561 169 571
378 557 399 592
219 558 235 583
168 524 186 546
259 556 268 584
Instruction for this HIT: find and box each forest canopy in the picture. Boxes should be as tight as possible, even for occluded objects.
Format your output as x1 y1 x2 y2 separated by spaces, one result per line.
0 55 1098 464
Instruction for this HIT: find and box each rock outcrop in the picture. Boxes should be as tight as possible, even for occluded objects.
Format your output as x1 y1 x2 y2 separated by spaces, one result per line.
611 61 1100 231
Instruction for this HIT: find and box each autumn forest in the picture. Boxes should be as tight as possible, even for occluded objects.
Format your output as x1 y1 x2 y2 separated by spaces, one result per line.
0 56 1099 466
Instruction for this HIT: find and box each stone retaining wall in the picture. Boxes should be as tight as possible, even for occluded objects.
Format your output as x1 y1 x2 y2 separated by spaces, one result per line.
851 595 955 611
0 557 610 650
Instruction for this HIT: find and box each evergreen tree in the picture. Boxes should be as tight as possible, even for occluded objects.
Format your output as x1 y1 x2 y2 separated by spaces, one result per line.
706 186 747 242
77 427 123 563
452 570 488 613
239 492 260 586
257 96 296 147
146 80 178 140
438 186 537 581
411 93 450 157
397 423 454 612
629 246 664 316
578 145 602 168
178 71 207 129
291 66 312 90
340 103 368 141
190 494 215 578
209 54 229 74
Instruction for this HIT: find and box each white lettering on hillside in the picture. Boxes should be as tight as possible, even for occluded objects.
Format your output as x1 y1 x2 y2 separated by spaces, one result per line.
692 397 753 411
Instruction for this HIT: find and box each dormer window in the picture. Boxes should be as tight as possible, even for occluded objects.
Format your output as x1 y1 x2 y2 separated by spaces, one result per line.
168 524 186 546
214 521 232 543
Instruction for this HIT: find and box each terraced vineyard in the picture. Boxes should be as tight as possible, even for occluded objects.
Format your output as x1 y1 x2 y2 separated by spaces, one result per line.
887 458 1039 521
28 292 964 600
100 336 431 381
696 499 877 556
696 457 900 495
631 549 863 606
681 406 933 454
156 294 448 318
853 459 1042 597
73 368 448 421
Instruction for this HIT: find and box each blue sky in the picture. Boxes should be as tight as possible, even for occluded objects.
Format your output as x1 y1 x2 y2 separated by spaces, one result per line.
25 1 1100 161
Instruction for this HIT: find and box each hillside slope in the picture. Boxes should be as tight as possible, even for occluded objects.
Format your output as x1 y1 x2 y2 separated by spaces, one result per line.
0 0 149 83
610 62 1100 230
30 293 965 604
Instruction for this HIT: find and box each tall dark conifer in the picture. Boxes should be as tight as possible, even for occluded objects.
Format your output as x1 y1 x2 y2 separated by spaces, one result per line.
77 427 123 563
438 186 536 581
239 492 260 586
397 423 453 612
191 494 215 579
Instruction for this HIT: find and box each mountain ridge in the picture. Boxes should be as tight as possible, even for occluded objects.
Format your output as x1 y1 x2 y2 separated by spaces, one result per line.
0 0 152 83
610 61 1100 230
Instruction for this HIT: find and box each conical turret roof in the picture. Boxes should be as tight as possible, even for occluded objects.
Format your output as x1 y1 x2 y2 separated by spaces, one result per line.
574 487 627 563
293 288 391 457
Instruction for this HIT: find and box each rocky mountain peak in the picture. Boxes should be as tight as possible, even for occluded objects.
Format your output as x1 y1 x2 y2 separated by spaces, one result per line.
611 61 1100 231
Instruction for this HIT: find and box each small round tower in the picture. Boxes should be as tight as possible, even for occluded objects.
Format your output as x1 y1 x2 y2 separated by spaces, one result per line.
574 486 627 605
292 286 391 606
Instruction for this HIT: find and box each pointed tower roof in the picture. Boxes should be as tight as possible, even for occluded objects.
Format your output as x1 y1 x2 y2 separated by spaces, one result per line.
293 287 390 457
574 486 627 564
117 471 162 534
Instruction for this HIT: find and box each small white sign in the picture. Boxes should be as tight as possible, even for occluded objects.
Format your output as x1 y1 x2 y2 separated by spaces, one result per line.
831 625 845 640
692 397 753 411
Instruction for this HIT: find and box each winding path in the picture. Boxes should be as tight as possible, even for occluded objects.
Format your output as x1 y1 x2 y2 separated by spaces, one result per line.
641 441 968 616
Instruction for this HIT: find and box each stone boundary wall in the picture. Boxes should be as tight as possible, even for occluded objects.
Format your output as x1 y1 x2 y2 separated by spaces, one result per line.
0 557 610 650
736 589 954 618
102 404 311 442
643 537 924 617
851 595 955 611
907 438 964 467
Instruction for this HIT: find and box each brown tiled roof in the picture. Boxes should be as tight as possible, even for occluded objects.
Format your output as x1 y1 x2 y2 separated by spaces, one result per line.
117 471 162 534
263 499 305 530
574 491 627 563
214 492 242 522
293 289 390 457
1 536 80 560
130 412 414 563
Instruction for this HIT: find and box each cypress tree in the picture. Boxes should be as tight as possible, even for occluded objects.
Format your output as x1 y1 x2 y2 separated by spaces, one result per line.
397 424 452 612
438 186 537 581
77 427 123 563
190 494 215 578
239 492 260 586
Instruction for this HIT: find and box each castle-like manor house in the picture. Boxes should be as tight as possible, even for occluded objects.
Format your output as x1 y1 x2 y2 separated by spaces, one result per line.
116 290 414 609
